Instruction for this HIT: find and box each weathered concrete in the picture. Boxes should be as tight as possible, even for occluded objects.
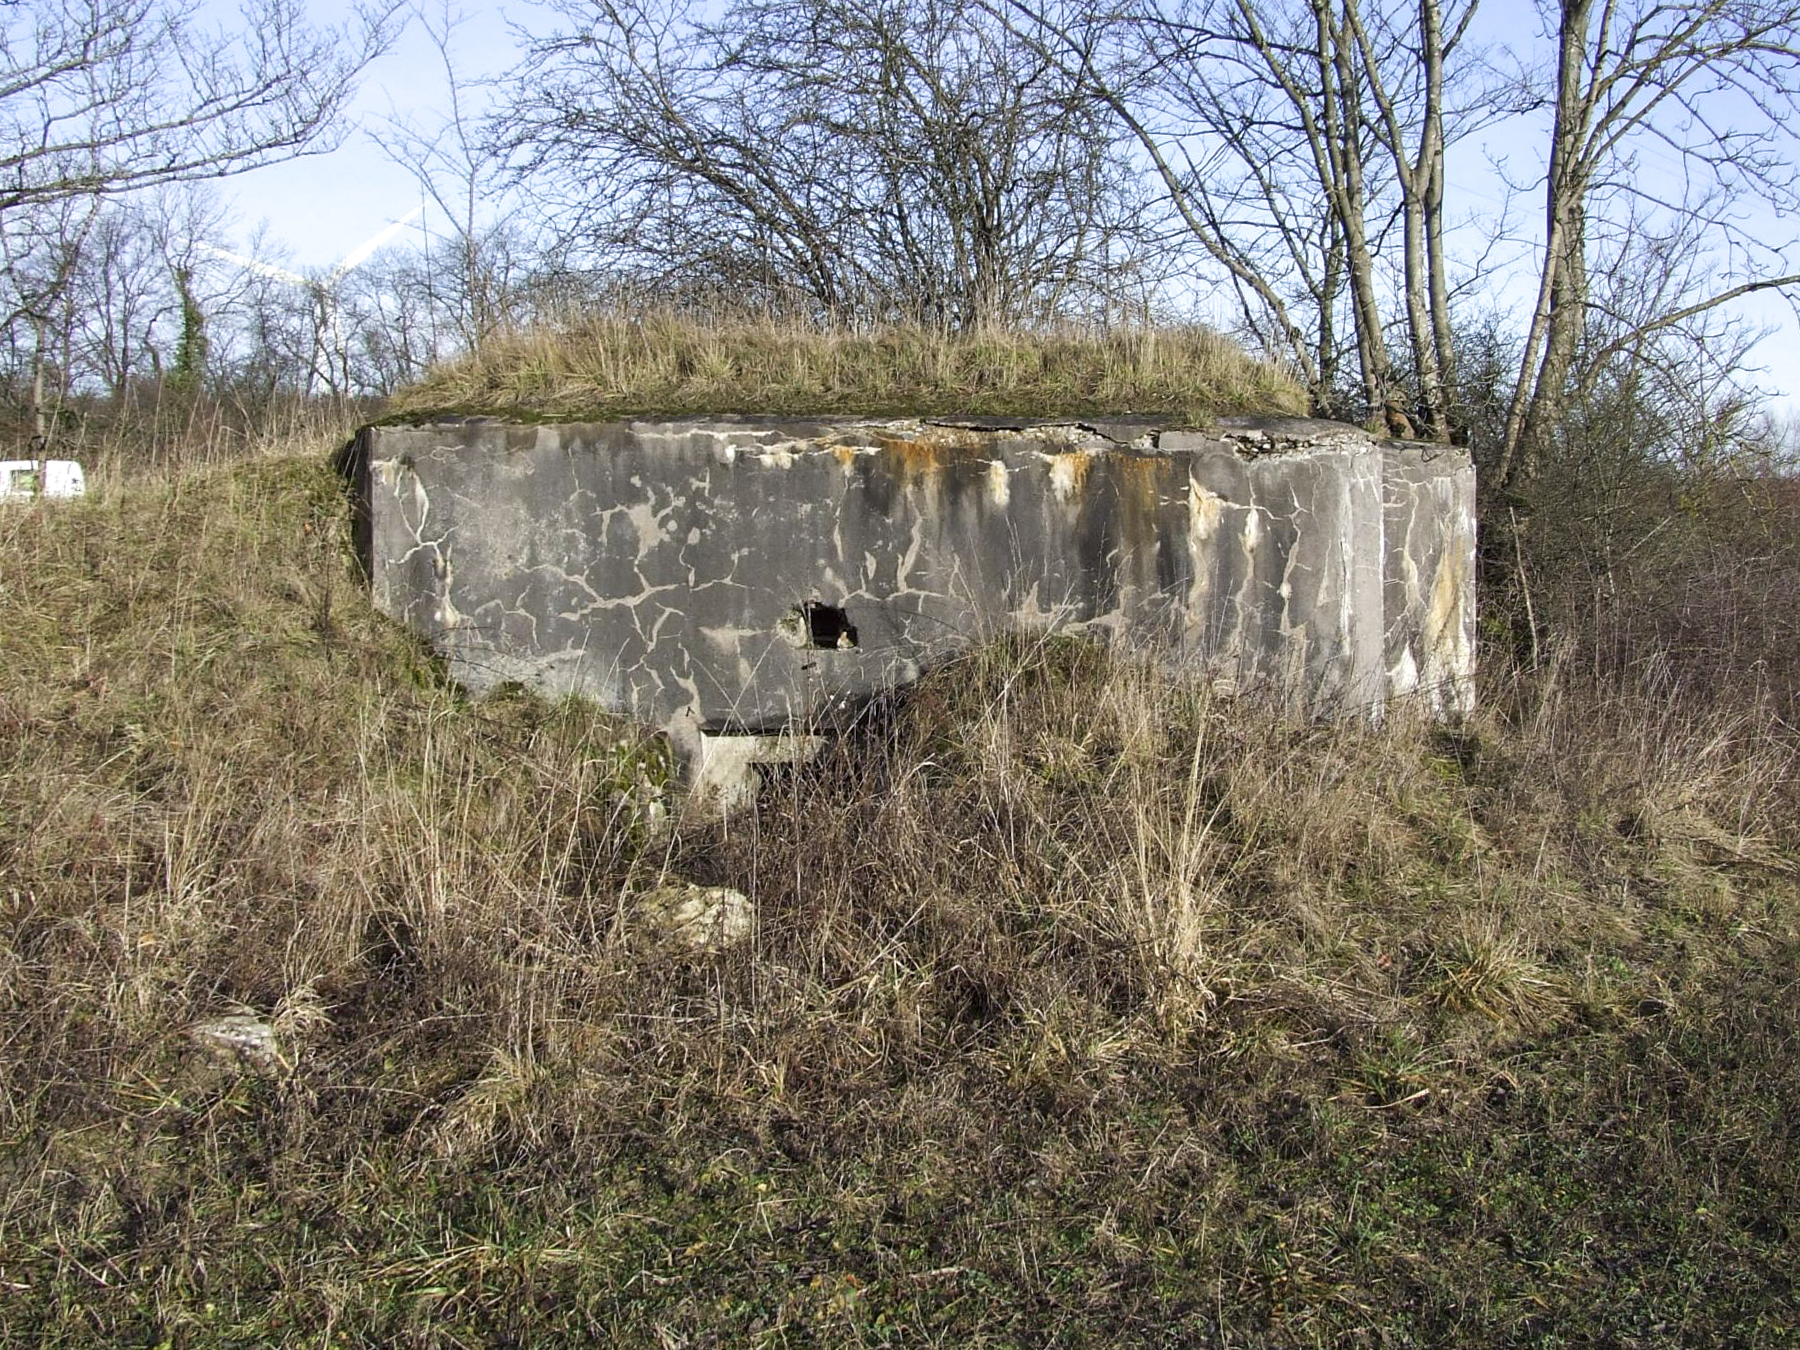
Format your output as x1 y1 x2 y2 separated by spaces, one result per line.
692 731 828 811
347 415 1474 761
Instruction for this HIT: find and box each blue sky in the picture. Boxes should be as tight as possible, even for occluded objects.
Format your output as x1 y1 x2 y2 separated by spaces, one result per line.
198 2 516 272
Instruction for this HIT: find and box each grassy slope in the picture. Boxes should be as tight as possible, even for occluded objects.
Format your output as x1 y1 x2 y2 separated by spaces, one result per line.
385 316 1309 423
1 447 1797 1347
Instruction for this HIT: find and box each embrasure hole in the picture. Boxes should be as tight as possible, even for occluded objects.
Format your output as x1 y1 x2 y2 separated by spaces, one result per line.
796 600 857 649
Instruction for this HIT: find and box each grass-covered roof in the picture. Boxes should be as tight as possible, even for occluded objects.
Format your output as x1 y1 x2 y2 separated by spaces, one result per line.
387 313 1309 424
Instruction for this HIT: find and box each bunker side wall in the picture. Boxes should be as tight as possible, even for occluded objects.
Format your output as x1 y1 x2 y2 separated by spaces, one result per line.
355 417 1474 747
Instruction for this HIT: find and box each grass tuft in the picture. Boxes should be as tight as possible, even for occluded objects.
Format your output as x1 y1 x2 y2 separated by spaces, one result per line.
1425 916 1563 1029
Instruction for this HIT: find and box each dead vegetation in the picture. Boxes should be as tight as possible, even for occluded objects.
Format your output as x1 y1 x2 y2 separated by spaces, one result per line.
385 312 1308 422
2 432 1799 1346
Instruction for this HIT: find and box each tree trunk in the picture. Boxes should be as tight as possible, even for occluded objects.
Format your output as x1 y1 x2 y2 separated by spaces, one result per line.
1316 1 1392 421
1419 0 1454 439
1498 0 1592 490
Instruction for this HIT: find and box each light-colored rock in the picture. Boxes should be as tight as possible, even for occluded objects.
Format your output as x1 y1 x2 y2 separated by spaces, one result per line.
189 1012 284 1074
634 882 753 950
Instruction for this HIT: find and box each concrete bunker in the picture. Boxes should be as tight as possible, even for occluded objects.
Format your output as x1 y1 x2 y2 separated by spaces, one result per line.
346 414 1475 793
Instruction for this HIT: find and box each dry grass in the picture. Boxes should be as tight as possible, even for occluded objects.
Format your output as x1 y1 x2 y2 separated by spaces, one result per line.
7 387 373 486
3 432 1800 1346
387 312 1308 422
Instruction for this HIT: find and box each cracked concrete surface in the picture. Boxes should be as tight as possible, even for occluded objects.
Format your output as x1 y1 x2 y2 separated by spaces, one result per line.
347 415 1476 762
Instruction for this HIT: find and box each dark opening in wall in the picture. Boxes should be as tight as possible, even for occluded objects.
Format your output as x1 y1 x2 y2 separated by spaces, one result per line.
795 601 857 650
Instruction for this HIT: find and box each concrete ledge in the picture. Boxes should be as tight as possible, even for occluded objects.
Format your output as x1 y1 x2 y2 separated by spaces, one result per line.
693 731 829 812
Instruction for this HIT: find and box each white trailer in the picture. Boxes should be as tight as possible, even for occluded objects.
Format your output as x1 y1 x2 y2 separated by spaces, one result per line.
0 459 86 500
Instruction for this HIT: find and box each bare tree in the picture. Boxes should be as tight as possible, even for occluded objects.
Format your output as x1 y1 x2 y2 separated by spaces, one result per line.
51 187 227 399
989 0 1495 432
0 0 398 435
338 253 444 394
200 227 319 401
370 2 536 359
498 0 1154 329
0 0 397 215
1496 0 1800 489
1221 0 1399 422
1344 0 1482 438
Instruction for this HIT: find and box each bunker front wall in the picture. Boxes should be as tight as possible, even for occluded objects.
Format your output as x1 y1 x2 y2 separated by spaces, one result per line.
350 416 1474 752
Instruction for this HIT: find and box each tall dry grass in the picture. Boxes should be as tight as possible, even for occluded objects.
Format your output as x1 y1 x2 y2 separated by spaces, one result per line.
3 428 1799 1344
4 386 375 491
388 312 1307 422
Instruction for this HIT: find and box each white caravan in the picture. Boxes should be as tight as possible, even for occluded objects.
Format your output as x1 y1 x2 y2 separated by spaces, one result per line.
0 459 86 500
